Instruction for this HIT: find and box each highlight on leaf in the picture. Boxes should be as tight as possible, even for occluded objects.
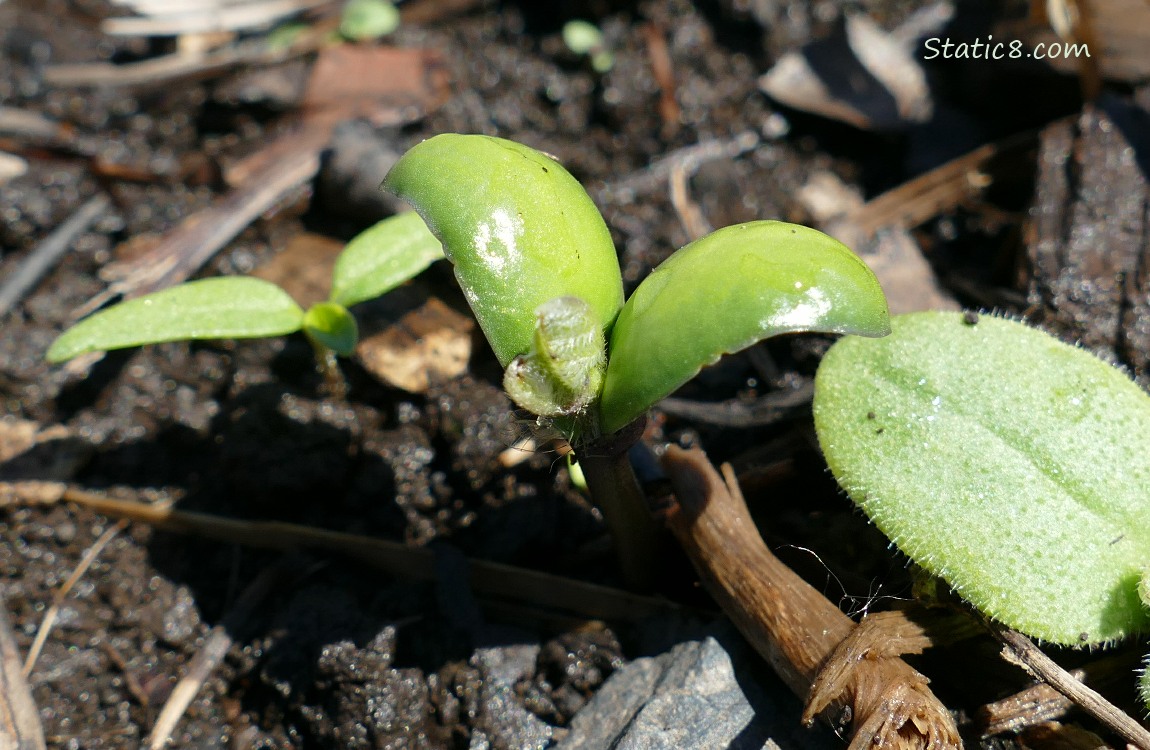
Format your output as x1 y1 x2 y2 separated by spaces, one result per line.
382 133 624 367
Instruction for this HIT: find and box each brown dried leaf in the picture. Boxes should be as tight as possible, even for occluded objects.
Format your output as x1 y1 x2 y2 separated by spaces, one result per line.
355 287 473 393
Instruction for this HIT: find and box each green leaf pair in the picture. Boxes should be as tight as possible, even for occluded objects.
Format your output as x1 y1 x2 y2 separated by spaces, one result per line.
383 133 891 439
814 311 1150 647
46 211 443 363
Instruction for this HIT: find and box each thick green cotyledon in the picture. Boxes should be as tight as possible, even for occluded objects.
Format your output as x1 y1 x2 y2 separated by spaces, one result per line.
383 134 624 368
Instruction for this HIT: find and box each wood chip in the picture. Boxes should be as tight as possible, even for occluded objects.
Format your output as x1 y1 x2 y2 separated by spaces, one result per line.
302 45 450 124
1025 99 1150 382
355 286 473 393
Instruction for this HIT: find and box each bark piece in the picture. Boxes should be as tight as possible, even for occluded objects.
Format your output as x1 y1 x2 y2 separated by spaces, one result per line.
355 286 473 394
1026 97 1150 382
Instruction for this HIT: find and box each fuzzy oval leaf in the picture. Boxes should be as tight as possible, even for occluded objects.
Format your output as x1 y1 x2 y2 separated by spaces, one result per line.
46 277 305 363
599 221 889 434
382 134 624 367
813 311 1150 645
302 302 358 356
329 211 443 308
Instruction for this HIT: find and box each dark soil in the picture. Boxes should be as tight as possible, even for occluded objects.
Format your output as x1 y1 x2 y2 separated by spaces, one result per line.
1 0 1147 748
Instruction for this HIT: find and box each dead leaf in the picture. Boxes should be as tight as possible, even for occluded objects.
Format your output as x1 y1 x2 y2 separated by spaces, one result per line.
355 286 473 393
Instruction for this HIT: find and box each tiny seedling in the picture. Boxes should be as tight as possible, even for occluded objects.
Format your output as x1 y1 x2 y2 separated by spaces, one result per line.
339 0 400 41
562 20 614 73
382 133 890 583
46 211 443 373
813 311 1150 704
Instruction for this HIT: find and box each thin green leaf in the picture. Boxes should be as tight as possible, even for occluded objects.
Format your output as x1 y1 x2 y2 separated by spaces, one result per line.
329 212 443 308
599 221 889 434
46 277 304 363
302 302 358 356
382 134 624 367
813 311 1150 645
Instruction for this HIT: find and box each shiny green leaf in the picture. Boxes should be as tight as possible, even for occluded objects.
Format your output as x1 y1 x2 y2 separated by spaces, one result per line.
46 277 305 363
302 301 359 356
599 221 889 434
382 134 624 367
813 311 1150 645
330 211 443 308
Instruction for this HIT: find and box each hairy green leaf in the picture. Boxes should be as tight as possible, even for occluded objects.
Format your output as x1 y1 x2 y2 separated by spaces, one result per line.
330 211 443 308
46 277 305 363
813 311 1150 645
599 221 889 434
302 302 358 356
382 134 623 367
503 296 605 418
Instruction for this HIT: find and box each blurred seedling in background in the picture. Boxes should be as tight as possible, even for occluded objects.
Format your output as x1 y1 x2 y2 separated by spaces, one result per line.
562 20 615 73
339 0 400 42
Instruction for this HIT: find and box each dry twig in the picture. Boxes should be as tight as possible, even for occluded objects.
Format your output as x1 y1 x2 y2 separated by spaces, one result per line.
660 445 961 749
146 559 291 750
23 519 129 675
1 483 684 625
994 626 1150 749
0 594 46 750
0 194 111 317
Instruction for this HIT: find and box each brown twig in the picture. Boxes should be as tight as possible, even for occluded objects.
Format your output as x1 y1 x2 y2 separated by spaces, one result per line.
23 518 129 675
993 626 1150 749
660 445 961 749
641 22 680 138
1 482 682 624
0 593 46 750
146 559 292 750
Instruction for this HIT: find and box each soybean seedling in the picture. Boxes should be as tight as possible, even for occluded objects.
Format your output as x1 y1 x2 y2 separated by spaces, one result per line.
382 133 890 586
46 211 443 390
813 311 1150 717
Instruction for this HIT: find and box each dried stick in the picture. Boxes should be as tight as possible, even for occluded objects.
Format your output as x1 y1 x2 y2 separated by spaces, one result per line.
23 519 129 675
0 593 46 750
660 445 961 749
994 626 1150 749
1 482 681 624
146 560 291 750
0 194 110 317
